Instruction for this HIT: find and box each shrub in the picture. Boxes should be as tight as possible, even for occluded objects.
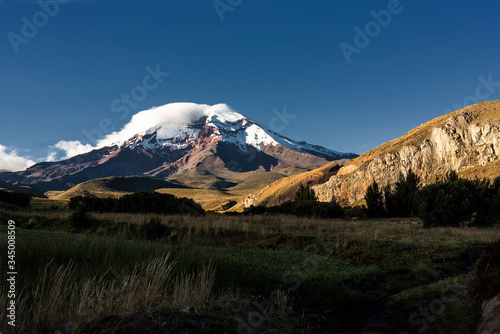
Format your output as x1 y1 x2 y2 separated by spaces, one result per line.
69 192 204 215
69 204 96 230
464 240 500 331
345 205 367 219
415 177 497 227
468 240 500 304
244 198 344 219
0 189 31 208
311 201 344 219
139 217 168 240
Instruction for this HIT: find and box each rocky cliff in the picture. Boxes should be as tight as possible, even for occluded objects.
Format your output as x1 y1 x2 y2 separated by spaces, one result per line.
313 101 500 205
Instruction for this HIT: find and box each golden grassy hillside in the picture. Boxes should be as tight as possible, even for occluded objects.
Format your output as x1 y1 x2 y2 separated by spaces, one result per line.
155 188 250 211
49 176 182 200
458 160 500 180
230 161 341 211
48 169 307 211
348 101 500 168
158 169 300 211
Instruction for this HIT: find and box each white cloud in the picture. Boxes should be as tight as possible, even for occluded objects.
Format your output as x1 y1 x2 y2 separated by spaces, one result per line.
48 103 238 160
1 103 242 168
0 145 35 172
97 102 227 148
45 151 58 162
49 140 95 160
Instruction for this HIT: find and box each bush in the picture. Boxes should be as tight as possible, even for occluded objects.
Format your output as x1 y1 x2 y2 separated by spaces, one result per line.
415 177 498 227
469 240 500 304
140 217 168 240
244 199 344 219
0 189 31 208
69 192 204 215
69 204 96 230
345 205 367 219
463 240 500 331
311 201 344 219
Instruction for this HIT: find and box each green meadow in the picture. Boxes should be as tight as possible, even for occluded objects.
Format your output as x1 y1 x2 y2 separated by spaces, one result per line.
0 206 498 333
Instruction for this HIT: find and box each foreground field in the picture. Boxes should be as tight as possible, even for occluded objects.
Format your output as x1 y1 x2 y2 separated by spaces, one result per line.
0 206 499 333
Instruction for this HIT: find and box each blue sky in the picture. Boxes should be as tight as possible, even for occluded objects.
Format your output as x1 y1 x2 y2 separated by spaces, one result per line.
1 0 500 170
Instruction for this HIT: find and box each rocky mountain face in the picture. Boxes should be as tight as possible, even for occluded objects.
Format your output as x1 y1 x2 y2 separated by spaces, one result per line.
0 103 356 194
313 101 500 205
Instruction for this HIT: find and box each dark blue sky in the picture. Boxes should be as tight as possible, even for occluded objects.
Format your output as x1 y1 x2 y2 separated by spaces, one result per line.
1 0 500 166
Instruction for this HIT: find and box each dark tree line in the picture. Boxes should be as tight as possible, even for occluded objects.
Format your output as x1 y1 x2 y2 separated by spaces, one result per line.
69 192 204 215
365 169 420 218
244 184 344 219
0 189 31 208
364 170 500 227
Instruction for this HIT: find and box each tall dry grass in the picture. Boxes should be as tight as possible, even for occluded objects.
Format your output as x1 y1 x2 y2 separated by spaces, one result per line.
4 204 498 247
87 213 500 242
0 253 217 333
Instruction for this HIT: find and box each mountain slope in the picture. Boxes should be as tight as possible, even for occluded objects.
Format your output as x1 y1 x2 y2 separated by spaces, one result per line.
313 101 500 205
238 160 345 211
0 103 356 194
49 176 185 200
52 169 300 211
0 181 32 194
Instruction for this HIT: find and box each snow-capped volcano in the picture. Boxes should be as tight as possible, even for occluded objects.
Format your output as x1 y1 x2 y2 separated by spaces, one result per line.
115 103 346 158
0 103 357 192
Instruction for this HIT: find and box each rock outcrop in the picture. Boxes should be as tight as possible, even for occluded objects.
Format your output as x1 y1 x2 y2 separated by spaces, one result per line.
476 294 500 334
313 101 500 205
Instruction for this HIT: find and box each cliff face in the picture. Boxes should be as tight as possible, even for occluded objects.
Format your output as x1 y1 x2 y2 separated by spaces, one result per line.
313 101 500 205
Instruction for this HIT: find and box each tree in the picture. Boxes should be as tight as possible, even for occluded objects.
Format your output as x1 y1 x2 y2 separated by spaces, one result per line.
389 169 420 217
415 176 497 227
444 170 459 183
69 192 204 215
0 189 31 208
492 177 500 217
383 182 396 216
294 184 317 202
365 181 386 218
